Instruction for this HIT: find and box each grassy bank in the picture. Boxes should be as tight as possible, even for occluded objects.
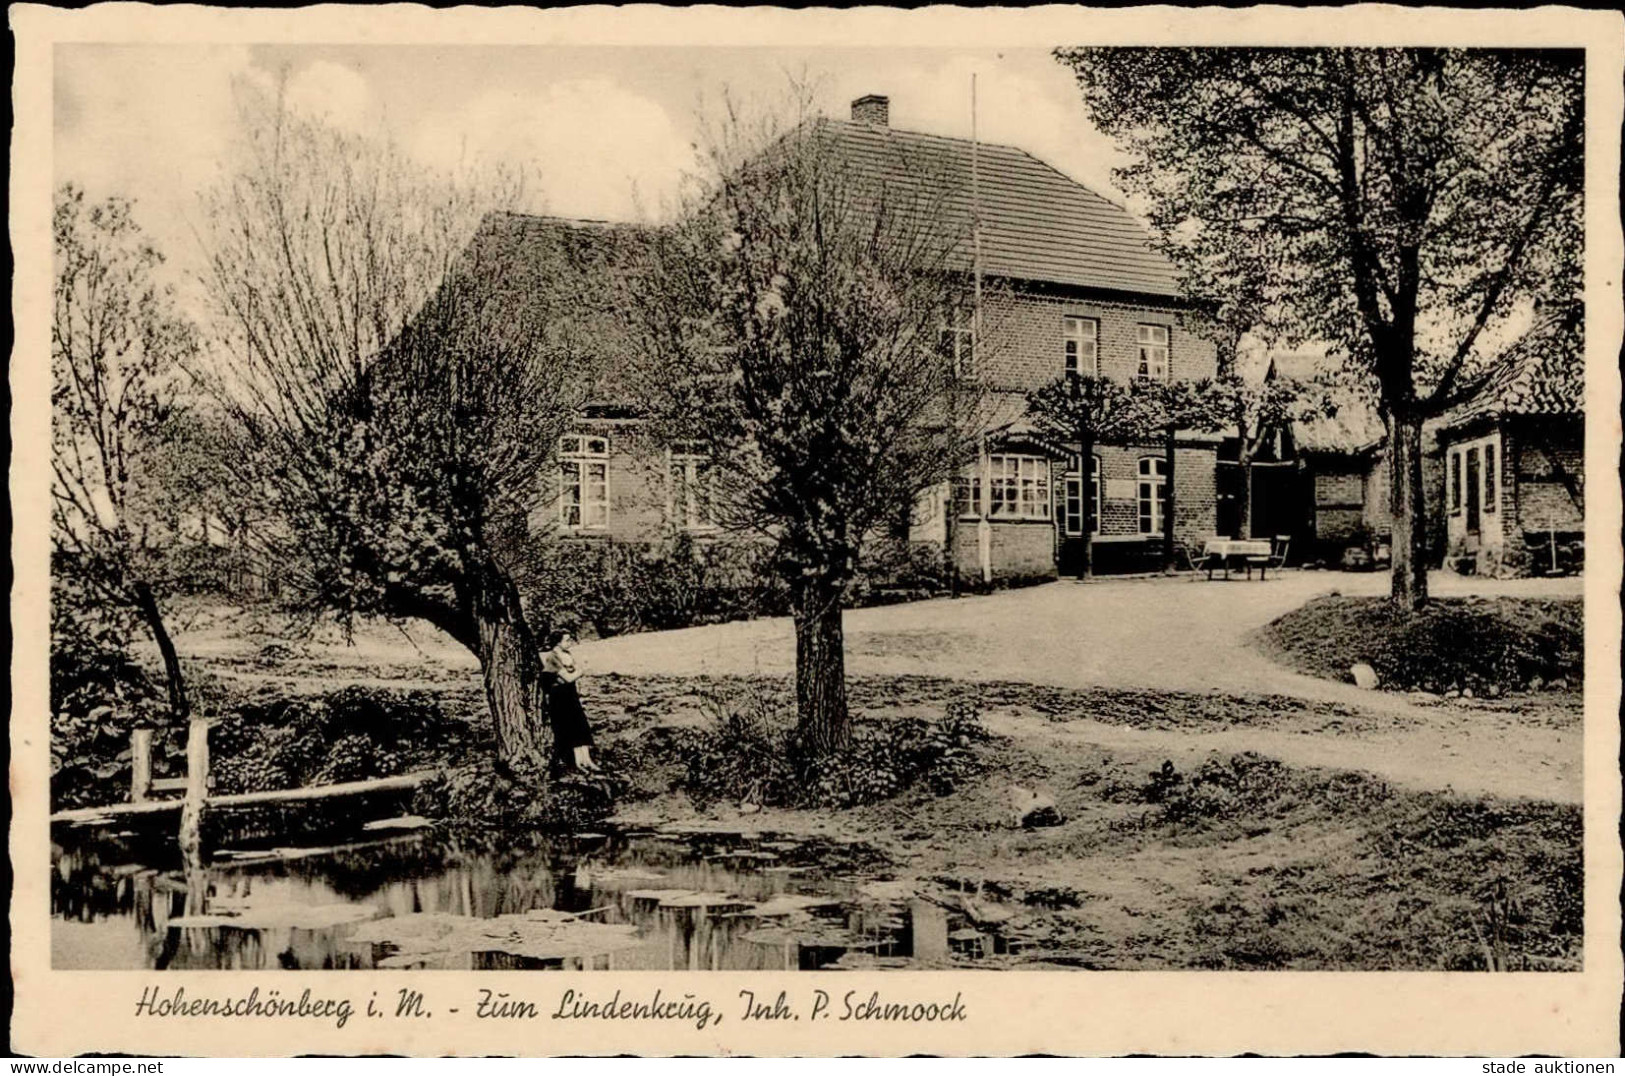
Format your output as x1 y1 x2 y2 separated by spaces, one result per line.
1255 595 1582 695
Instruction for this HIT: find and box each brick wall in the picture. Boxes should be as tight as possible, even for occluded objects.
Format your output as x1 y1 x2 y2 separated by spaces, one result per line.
1069 443 1215 549
980 290 1218 392
951 519 1058 583
1509 417 1584 533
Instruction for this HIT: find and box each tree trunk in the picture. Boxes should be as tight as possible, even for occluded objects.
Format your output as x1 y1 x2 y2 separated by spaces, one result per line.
1078 434 1094 580
792 579 850 756
132 580 189 722
467 559 552 769
1162 427 1178 572
1387 411 1430 612
1238 429 1255 540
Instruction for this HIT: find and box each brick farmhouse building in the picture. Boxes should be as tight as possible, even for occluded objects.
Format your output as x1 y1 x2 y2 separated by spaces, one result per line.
472 95 1227 583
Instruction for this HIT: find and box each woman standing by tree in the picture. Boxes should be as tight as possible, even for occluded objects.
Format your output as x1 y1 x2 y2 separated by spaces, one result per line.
541 623 600 776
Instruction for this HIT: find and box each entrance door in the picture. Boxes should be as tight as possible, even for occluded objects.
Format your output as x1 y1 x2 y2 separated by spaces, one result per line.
1465 447 1481 536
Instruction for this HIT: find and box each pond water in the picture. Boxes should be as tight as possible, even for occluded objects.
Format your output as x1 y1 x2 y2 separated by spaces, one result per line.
51 820 1034 972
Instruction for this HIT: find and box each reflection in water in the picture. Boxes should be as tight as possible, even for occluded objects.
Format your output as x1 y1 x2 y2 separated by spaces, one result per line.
50 828 990 972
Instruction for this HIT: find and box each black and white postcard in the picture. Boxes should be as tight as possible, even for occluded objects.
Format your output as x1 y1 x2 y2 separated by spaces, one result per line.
10 3 1623 1058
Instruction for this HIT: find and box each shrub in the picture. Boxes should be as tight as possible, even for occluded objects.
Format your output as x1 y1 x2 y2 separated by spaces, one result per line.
523 534 956 640
209 686 469 796
523 535 791 638
674 688 992 811
410 755 614 834
49 577 171 810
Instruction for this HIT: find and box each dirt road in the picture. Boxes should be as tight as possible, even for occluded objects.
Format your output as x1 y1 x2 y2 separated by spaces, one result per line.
172 570 1585 803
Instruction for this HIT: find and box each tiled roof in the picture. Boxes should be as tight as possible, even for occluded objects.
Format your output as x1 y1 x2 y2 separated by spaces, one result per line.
1438 307 1584 432
814 119 1183 300
1266 352 1387 455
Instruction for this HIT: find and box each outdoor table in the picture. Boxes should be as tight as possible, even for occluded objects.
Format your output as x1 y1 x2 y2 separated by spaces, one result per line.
1202 538 1274 580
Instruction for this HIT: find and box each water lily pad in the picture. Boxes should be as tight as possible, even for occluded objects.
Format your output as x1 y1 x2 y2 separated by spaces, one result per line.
363 815 433 832
585 869 667 890
625 888 697 902
171 902 378 930
658 891 752 909
746 895 843 917
349 911 641 965
857 880 916 903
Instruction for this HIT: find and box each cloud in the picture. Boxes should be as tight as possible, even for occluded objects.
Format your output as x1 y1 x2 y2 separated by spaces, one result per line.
823 51 1136 212
407 78 692 221
283 60 374 133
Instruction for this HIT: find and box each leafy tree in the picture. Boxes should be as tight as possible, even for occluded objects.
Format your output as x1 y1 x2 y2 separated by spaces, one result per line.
198 87 586 770
1057 47 1582 609
52 183 198 722
1207 370 1334 538
633 100 993 756
1024 374 1139 577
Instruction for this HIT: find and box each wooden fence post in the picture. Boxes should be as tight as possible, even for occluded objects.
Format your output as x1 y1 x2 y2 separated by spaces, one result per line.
130 728 153 804
178 717 211 867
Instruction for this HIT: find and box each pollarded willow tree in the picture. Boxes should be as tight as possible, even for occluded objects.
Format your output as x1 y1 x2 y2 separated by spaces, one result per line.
198 86 588 770
52 183 199 722
1057 47 1582 610
633 98 995 756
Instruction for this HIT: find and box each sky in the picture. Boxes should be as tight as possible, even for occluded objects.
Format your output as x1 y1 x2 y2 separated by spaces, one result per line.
54 43 1134 294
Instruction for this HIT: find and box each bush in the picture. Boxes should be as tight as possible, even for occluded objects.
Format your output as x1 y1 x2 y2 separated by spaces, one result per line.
523 534 791 638
49 576 172 810
675 688 992 811
1142 753 1294 825
209 686 471 796
410 755 614 834
523 534 957 640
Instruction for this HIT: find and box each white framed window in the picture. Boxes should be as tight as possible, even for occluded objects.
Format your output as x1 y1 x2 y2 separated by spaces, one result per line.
668 443 716 530
1063 455 1102 536
1063 316 1099 378
989 455 1051 520
1483 442 1497 515
560 434 610 529
1137 456 1167 534
1136 324 1170 380
938 307 974 378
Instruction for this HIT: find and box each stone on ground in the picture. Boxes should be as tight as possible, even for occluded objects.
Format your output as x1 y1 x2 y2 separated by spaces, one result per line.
1350 663 1380 690
1008 785 1063 829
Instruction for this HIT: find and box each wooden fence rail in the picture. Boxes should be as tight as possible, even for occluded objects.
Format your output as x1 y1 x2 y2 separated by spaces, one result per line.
51 719 437 827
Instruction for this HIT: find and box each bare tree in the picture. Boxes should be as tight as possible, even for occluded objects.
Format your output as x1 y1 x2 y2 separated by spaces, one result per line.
52 183 198 722
1058 47 1582 609
197 85 586 771
634 96 994 755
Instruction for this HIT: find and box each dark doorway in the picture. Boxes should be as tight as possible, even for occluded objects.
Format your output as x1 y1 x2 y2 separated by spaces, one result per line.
1250 463 1299 541
1215 461 1244 538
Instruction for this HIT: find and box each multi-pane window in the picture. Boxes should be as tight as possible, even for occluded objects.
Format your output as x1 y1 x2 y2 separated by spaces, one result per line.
1450 451 1463 512
1063 455 1102 536
1484 442 1497 514
953 470 978 517
938 308 974 378
988 455 1051 520
1063 316 1099 378
1136 324 1170 380
559 434 610 529
668 443 715 529
1137 456 1167 534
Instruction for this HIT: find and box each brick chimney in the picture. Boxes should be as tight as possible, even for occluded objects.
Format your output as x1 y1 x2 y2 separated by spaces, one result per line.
850 94 889 126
